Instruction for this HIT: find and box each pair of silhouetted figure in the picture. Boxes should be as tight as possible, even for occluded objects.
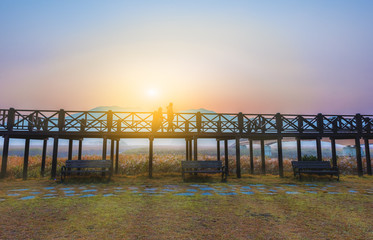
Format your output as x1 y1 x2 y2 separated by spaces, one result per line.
152 103 174 132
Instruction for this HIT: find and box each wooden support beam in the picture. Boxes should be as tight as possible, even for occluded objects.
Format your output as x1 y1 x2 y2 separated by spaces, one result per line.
364 138 372 175
217 140 220 161
51 136 59 179
0 135 10 178
249 139 254 174
149 137 153 178
235 137 241 178
296 138 302 161
189 140 192 161
277 138 283 177
260 139 265 174
110 139 115 169
193 136 198 161
331 138 337 168
41 139 47 177
78 139 82 160
115 139 119 174
68 139 73 160
23 138 30 180
102 138 107 160
224 139 229 175
185 139 189 160
355 137 363 177
316 137 322 161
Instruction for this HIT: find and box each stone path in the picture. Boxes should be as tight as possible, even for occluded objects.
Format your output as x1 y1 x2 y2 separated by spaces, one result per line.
1 183 372 201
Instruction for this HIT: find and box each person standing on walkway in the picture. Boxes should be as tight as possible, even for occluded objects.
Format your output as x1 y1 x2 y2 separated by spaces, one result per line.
152 107 163 132
167 103 174 132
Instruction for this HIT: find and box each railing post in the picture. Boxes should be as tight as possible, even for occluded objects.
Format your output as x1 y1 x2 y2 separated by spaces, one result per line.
185 120 189 133
80 119 86 132
217 115 222 134
238 112 243 134
107 110 113 132
275 113 282 134
58 109 65 132
332 117 338 133
117 120 121 132
355 113 362 134
317 113 324 133
196 112 201 133
28 113 34 132
297 115 303 133
7 108 15 132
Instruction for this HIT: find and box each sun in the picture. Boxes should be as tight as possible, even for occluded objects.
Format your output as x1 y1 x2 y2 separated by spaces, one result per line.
147 88 158 97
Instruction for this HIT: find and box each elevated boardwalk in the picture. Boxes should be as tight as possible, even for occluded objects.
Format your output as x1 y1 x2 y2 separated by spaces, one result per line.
0 108 372 179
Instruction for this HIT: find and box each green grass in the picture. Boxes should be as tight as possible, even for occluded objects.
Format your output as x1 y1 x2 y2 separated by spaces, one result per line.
0 175 372 239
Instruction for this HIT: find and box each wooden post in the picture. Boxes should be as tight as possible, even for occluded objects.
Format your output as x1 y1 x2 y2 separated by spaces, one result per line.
224 139 229 175
331 138 337 168
78 139 82 160
58 109 65 132
249 139 254 174
110 139 115 169
316 137 322 161
149 137 153 178
68 139 73 160
102 138 107 160
196 112 201 133
41 139 47 177
217 140 220 161
107 110 113 133
23 138 30 180
296 138 302 161
355 137 363 176
185 139 189 160
189 139 192 160
235 137 241 178
364 138 372 175
0 135 10 178
115 139 119 174
51 136 59 179
260 139 265 174
193 136 198 161
277 138 283 177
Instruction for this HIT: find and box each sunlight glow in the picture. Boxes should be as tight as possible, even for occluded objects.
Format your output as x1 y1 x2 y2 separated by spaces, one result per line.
147 88 159 98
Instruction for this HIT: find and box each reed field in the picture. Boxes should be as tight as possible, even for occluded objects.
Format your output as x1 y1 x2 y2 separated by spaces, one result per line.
0 152 368 179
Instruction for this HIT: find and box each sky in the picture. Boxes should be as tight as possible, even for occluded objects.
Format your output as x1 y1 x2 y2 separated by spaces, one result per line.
1 0 373 114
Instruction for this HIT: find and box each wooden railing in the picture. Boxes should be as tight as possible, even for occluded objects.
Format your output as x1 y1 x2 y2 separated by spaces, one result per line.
0 108 371 135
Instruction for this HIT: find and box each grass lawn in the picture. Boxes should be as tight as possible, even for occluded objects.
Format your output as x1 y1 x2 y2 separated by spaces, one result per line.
0 174 372 239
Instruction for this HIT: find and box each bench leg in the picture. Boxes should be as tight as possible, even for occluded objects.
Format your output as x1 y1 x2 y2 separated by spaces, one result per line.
60 166 66 183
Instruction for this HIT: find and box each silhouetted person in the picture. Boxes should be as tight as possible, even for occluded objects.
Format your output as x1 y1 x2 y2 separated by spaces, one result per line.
152 107 163 132
167 103 174 132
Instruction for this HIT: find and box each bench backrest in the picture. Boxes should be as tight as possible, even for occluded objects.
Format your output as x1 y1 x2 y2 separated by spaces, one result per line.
181 160 222 169
65 160 112 168
291 161 332 169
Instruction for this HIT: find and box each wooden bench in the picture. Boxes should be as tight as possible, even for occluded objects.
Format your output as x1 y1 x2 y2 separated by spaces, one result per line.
291 161 339 181
61 160 112 182
181 160 227 181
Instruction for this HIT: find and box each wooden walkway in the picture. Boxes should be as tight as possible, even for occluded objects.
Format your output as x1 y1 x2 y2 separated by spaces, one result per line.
0 108 372 179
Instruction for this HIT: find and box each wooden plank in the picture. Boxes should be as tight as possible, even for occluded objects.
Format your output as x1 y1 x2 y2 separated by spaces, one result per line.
78 139 82 160
41 139 47 177
0 135 10 178
115 139 119 174
23 138 30 180
278 138 283 177
355 137 363 176
261 139 265 174
224 139 229 175
102 138 107 160
68 139 73 160
331 138 337 168
316 137 322 161
193 136 198 161
364 138 372 175
236 137 241 178
51 136 59 179
249 139 254 174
